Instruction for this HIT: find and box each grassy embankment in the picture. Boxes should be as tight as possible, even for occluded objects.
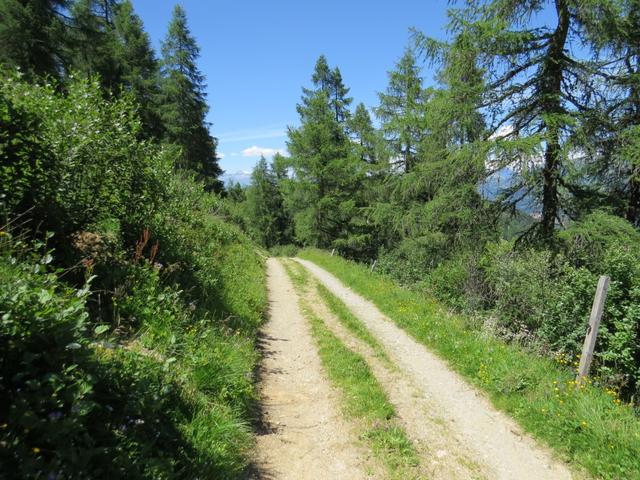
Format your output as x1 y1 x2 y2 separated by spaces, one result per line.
282 260 421 479
0 75 268 479
299 249 640 480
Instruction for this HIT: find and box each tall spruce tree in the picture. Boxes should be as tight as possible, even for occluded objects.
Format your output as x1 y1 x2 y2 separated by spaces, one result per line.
159 4 222 192
0 0 68 80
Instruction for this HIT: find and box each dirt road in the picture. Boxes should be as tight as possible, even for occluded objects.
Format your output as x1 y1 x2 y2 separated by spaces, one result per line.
251 258 372 480
252 257 576 479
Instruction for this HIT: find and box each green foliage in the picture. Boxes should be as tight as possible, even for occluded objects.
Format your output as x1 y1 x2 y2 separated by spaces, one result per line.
0 71 266 477
0 74 165 253
113 0 163 138
480 241 555 336
558 211 640 268
244 156 293 248
375 49 425 173
285 56 369 254
67 0 122 91
0 0 67 80
423 252 478 312
159 5 222 192
269 244 299 257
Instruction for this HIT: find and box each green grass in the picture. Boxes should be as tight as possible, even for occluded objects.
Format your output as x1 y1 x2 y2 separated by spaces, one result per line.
299 249 640 480
282 260 422 479
315 281 393 367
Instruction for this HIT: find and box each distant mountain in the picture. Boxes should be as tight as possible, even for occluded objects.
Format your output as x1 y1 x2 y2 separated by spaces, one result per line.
481 168 539 215
221 171 252 186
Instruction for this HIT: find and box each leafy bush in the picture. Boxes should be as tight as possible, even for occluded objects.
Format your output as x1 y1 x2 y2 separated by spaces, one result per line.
0 74 167 259
480 241 555 337
0 74 267 477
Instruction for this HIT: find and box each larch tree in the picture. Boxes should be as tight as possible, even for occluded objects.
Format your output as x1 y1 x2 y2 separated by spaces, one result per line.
578 0 640 226
375 49 426 173
349 103 384 166
159 4 222 192
453 0 598 243
0 0 68 80
113 0 162 138
68 0 122 91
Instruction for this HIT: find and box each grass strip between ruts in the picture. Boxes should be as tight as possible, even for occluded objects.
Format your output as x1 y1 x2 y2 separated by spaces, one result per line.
281 259 422 479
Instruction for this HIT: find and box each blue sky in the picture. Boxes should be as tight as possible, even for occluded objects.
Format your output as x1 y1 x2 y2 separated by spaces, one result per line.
132 0 452 176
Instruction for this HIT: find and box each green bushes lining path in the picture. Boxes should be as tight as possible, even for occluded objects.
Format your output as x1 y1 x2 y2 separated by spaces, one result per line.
0 74 267 479
299 249 640 480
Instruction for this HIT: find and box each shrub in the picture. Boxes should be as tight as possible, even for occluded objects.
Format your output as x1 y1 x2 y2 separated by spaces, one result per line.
480 241 555 338
269 244 299 257
0 74 267 477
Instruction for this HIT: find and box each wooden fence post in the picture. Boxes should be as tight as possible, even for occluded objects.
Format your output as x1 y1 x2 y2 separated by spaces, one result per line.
370 259 377 272
331 248 335 257
576 275 610 384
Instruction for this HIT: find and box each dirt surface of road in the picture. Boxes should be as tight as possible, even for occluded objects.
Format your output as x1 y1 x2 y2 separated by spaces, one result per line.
295 258 575 480
251 258 371 480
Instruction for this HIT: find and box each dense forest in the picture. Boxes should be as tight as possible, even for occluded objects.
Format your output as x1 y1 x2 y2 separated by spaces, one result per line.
1 0 640 478
230 0 640 405
1 1 266 478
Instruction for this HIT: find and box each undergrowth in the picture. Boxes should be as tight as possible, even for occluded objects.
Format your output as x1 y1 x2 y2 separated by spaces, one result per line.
0 74 267 479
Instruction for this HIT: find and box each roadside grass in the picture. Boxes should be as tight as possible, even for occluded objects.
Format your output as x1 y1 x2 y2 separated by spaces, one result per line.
298 249 640 480
281 260 422 479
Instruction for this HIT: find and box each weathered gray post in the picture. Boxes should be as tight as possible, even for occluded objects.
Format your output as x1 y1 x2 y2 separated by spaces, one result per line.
370 259 377 272
331 248 336 257
576 275 610 383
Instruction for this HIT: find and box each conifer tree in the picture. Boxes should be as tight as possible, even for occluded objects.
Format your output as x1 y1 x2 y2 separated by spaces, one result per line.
450 0 597 242
375 49 426 173
0 0 68 80
113 0 162 137
286 56 364 249
68 0 122 91
578 0 640 226
245 156 292 247
349 103 384 165
329 67 352 123
159 4 222 192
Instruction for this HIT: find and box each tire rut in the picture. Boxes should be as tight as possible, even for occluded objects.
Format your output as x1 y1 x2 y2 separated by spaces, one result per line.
251 258 372 480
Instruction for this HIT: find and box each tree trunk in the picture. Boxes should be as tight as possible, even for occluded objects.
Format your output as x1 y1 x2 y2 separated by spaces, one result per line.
539 0 569 241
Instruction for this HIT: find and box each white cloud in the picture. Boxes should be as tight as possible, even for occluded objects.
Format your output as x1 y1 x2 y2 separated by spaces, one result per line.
218 152 226 159
218 128 286 143
242 145 287 158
